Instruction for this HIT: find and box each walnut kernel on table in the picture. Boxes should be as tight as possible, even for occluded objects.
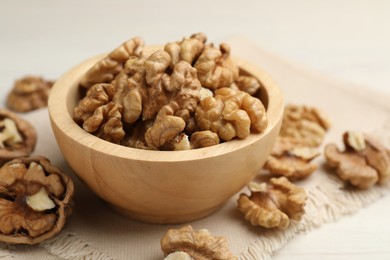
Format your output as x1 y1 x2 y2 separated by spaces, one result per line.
73 33 268 150
0 109 37 164
280 104 331 147
6 76 54 113
161 225 237 260
324 131 390 189
237 177 307 229
264 137 320 180
0 156 74 244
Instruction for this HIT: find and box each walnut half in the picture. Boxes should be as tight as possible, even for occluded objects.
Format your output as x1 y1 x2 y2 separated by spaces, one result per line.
324 131 390 189
161 225 237 260
0 109 36 164
280 104 331 147
264 137 319 180
6 76 54 113
0 156 74 244
195 87 267 141
237 177 307 229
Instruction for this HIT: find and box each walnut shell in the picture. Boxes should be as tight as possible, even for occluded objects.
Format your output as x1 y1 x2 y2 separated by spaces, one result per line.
0 109 37 164
0 156 74 244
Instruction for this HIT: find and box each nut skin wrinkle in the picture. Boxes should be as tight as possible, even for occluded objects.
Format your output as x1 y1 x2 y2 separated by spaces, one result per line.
324 131 390 189
324 144 378 189
6 76 53 113
196 87 267 141
84 102 125 144
237 177 307 229
280 104 331 147
74 33 271 151
74 83 116 123
264 137 319 180
80 37 144 88
161 225 237 260
234 75 261 96
363 134 390 185
74 84 125 144
143 51 201 123
194 43 239 90
324 132 390 189
0 156 74 244
190 130 220 149
145 116 186 150
164 32 207 69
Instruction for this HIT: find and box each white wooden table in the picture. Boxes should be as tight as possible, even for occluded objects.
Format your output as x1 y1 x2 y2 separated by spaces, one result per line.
1 1 389 259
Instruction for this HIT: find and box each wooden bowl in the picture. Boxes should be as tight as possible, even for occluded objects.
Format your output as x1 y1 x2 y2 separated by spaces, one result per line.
48 49 284 224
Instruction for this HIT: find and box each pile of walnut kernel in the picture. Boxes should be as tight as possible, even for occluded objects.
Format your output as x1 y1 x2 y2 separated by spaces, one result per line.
73 33 268 151
237 103 390 231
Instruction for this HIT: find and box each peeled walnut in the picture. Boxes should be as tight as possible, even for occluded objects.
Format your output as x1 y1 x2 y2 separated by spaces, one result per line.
161 225 237 260
324 131 390 189
80 37 144 88
111 55 147 124
237 177 307 229
113 50 201 125
195 87 267 141
234 75 261 96
264 137 319 180
165 33 207 69
364 135 390 185
190 130 220 149
143 50 201 123
194 43 239 90
0 109 36 164
6 76 54 113
74 84 125 143
74 83 116 123
74 33 271 150
145 115 186 150
280 104 331 147
0 156 74 244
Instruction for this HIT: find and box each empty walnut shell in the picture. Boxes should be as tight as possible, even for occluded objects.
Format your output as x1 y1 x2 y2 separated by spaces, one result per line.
0 156 74 244
0 109 37 164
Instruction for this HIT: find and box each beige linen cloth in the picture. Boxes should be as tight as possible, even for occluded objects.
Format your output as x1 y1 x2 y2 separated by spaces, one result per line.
1 37 389 260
